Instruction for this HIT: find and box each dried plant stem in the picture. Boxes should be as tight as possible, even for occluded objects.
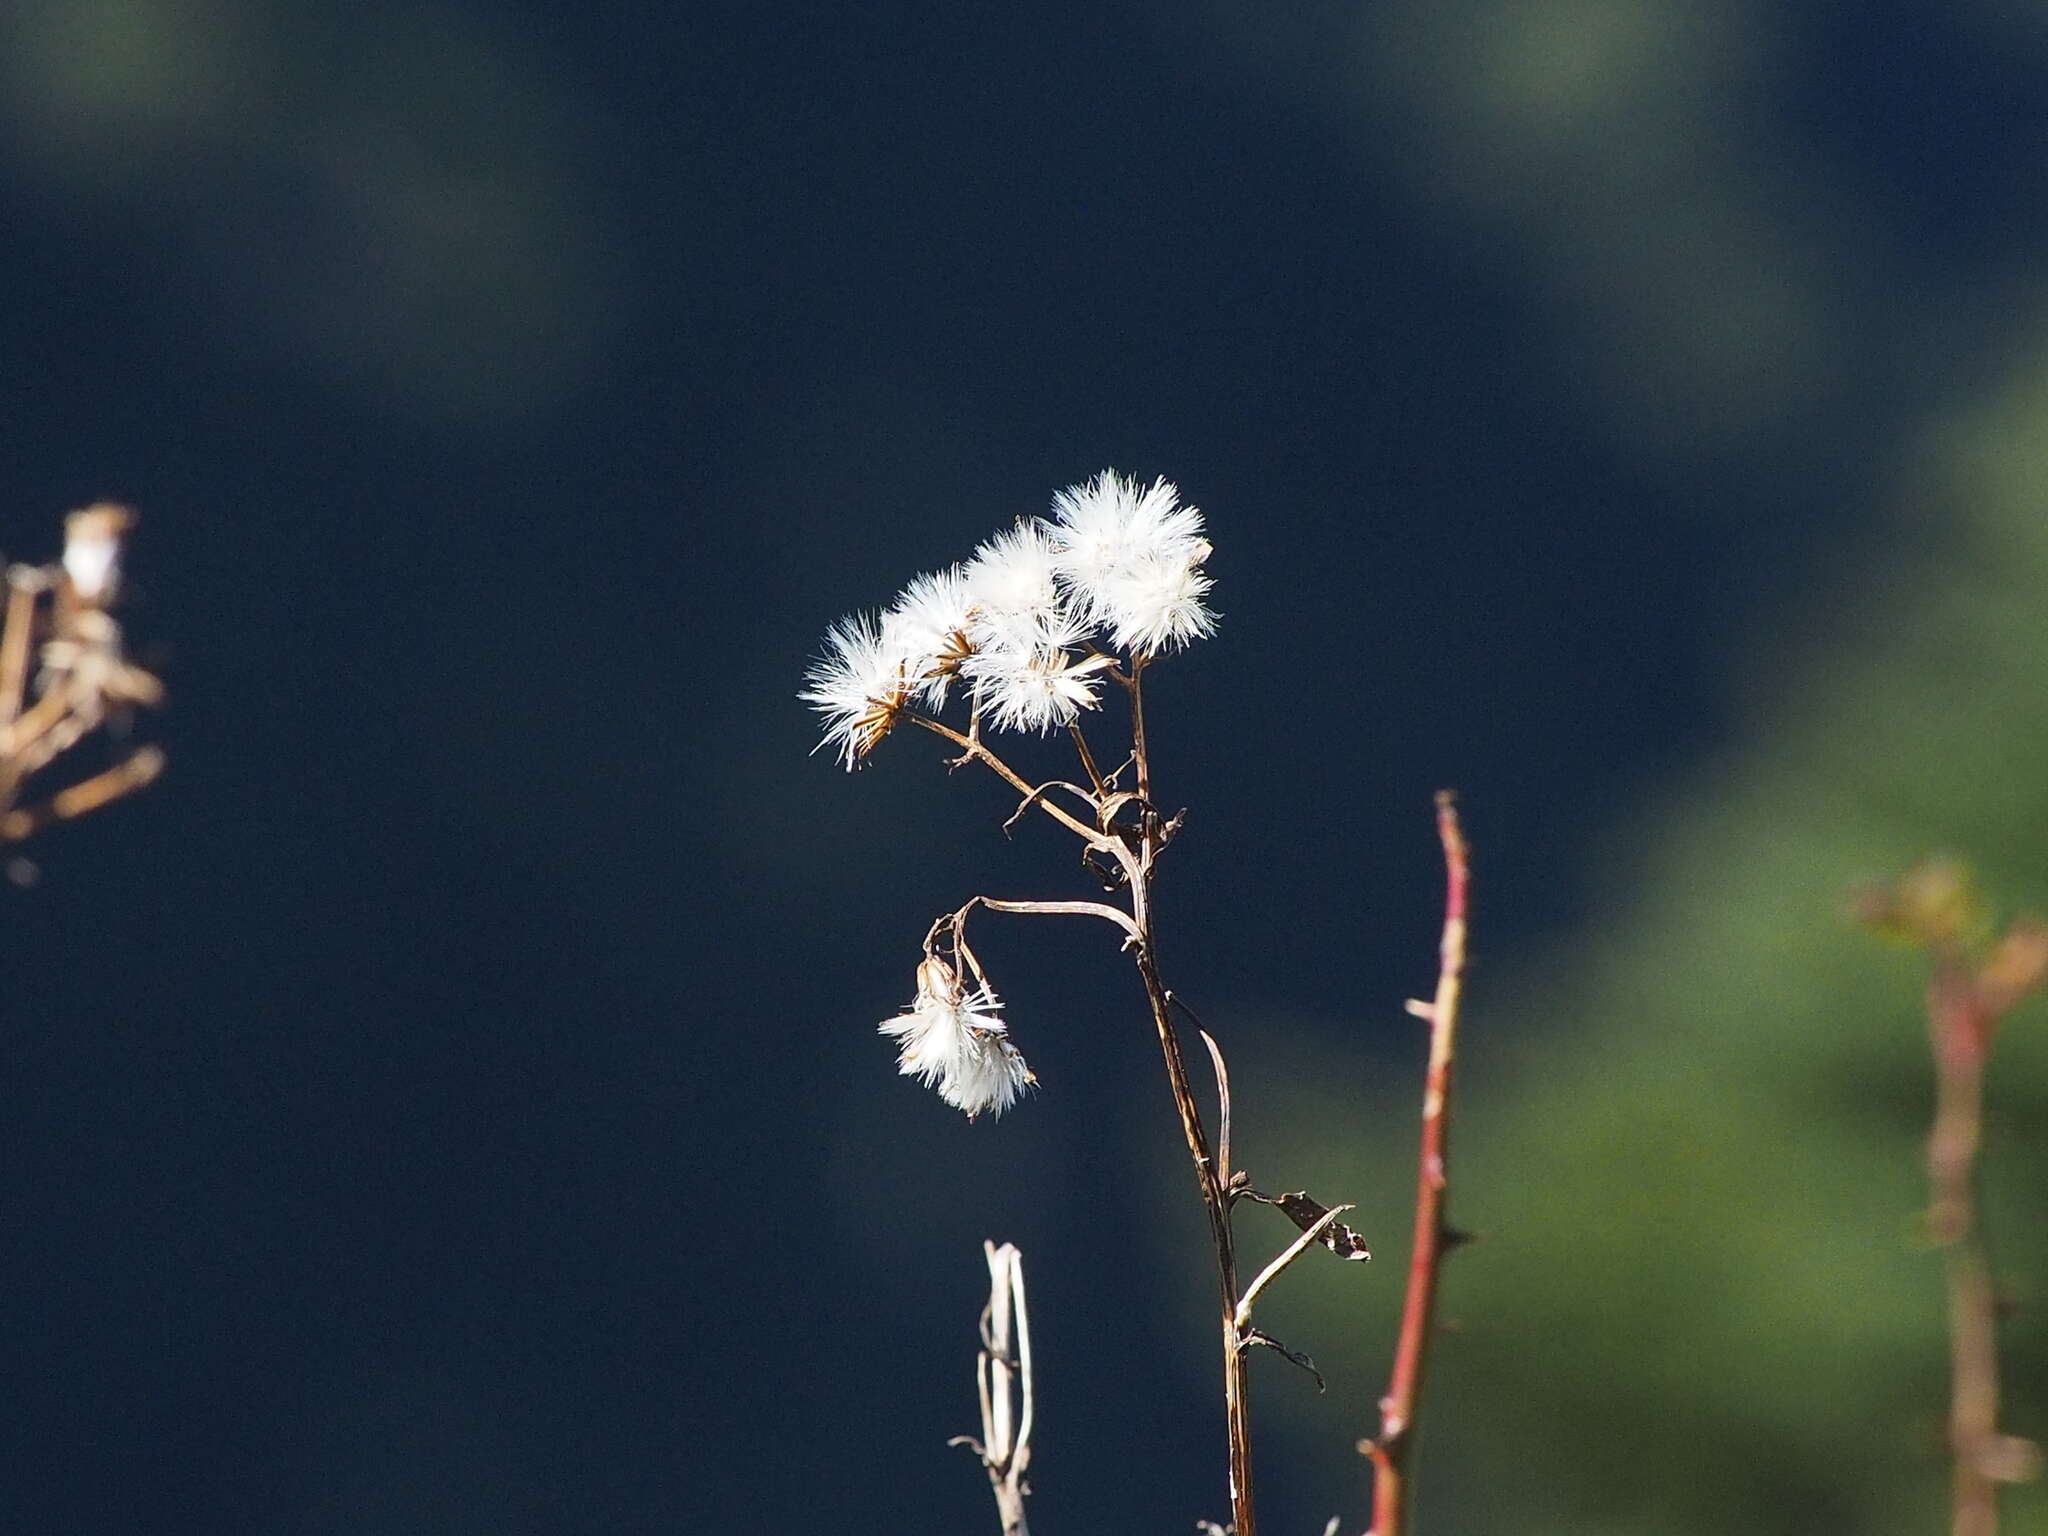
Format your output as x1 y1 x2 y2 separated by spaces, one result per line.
954 1241 1034 1536
1107 787 1252 1535
1124 660 1152 812
1134 937 1254 1536
924 665 1258 1532
1234 1204 1355 1331
1068 722 1108 797
0 573 37 726
907 712 1110 849
1366 792 1470 1536
0 745 165 845
1925 970 2026 1536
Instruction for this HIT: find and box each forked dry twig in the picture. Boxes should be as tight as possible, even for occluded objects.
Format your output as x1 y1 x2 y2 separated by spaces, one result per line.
0 504 162 853
951 1241 1034 1536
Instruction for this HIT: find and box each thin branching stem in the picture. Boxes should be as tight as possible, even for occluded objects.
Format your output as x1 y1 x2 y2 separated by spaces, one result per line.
0 574 37 726
1121 660 1155 849
0 745 165 845
1366 792 1470 1536
1235 1205 1354 1331
905 711 1110 848
901 627 1251 1527
1068 722 1108 798
1118 838 1256 1536
963 894 1141 945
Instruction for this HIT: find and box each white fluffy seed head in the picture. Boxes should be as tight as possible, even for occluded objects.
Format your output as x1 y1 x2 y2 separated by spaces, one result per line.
803 469 1217 763
1046 471 1216 654
883 564 977 707
800 612 912 769
878 956 1034 1119
963 519 1065 633
962 644 1110 734
957 518 1108 734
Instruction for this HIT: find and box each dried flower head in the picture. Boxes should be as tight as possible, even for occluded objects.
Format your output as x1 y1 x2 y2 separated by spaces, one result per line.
962 519 1065 638
879 955 1034 1119
801 612 913 769
882 565 977 708
800 469 1215 762
960 619 1112 733
1047 471 1215 654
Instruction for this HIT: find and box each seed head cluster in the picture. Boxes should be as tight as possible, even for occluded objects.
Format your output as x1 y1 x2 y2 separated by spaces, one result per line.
804 470 1218 1118
802 470 1216 769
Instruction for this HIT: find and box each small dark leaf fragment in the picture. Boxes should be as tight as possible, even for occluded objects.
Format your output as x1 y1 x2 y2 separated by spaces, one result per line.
1244 1188 1372 1261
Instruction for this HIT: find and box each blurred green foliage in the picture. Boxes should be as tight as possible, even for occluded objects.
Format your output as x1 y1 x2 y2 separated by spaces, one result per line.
1231 354 2048 1535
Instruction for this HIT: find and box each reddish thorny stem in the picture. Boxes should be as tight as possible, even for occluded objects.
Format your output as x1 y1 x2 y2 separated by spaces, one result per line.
1926 961 2012 1536
1365 792 1470 1536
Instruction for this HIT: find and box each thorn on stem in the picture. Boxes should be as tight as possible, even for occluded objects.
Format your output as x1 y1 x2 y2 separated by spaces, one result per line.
1404 998 1434 1021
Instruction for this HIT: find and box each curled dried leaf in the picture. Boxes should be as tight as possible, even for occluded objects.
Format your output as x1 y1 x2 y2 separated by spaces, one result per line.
1243 1188 1372 1261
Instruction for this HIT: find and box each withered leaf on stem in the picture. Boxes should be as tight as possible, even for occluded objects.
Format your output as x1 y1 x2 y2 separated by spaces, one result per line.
1244 1189 1372 1261
1240 1327 1327 1392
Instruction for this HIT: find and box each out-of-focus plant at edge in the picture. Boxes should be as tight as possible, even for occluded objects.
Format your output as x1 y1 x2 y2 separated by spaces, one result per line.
1246 354 2048 1536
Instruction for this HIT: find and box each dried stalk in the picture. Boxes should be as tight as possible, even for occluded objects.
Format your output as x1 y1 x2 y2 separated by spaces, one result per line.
953 1241 1034 1536
1133 935 1255 1534
872 630 1267 1530
1234 1204 1355 1332
906 711 1113 850
1364 792 1470 1536
0 568 41 726
1104 660 1257 1536
940 664 1258 1531
0 507 162 849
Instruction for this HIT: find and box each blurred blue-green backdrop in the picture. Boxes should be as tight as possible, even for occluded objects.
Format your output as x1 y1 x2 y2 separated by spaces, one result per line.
2 2 2045 1532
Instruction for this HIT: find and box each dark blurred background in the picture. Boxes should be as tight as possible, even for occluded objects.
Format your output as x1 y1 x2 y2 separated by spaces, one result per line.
3 2 2047 1532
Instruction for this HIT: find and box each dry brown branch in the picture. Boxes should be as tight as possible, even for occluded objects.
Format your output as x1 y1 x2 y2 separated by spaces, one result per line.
905 710 1112 849
1122 862 1255 1535
0 746 165 845
1234 1203 1356 1333
0 507 162 852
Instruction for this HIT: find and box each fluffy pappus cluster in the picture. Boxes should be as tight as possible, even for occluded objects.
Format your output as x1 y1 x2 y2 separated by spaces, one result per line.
878 954 1034 1121
801 470 1216 770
